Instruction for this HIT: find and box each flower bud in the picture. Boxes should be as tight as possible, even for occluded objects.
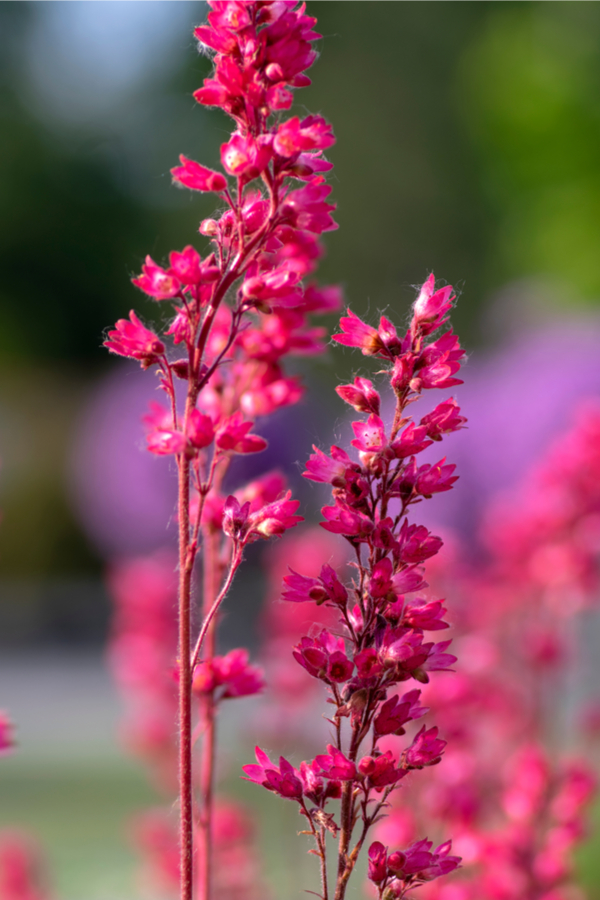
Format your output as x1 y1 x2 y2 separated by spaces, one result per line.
199 219 219 236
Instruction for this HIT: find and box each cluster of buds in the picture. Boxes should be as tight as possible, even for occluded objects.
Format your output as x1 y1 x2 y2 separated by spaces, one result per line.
243 276 466 900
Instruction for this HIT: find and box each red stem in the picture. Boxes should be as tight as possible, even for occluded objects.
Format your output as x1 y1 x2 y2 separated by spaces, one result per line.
177 451 194 900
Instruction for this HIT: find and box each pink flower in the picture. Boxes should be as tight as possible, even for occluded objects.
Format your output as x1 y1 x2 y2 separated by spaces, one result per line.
412 274 455 333
104 311 165 367
281 177 338 233
293 631 353 683
215 413 267 454
403 597 449 631
398 523 443 564
415 459 458 496
374 690 427 736
420 398 466 440
332 310 383 356
132 256 181 300
242 747 303 800
314 745 356 781
247 492 303 539
147 429 187 456
193 649 265 699
391 566 427 594
186 409 215 450
391 423 432 459
351 414 387 453
404 725 447 768
240 376 303 416
320 500 374 537
241 265 303 309
222 495 251 540
299 759 341 804
359 751 406 791
170 154 227 192
274 115 335 157
387 839 461 881
303 445 354 485
336 377 381 415
368 841 389 884
220 133 272 180
168 246 220 286
421 639 456 674
369 557 394 600
0 712 14 756
282 563 347 606
414 331 464 390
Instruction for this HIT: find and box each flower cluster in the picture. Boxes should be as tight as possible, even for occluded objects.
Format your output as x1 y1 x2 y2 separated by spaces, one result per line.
243 276 466 899
368 838 460 899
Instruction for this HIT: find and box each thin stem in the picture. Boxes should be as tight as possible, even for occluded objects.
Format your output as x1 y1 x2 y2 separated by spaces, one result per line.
191 547 243 670
177 450 194 900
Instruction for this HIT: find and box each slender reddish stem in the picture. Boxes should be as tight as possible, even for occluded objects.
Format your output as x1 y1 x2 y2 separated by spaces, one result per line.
177 452 194 900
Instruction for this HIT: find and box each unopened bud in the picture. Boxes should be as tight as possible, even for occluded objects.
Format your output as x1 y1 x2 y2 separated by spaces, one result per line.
199 219 218 237
170 359 189 379
358 755 376 777
265 62 284 82
308 585 329 605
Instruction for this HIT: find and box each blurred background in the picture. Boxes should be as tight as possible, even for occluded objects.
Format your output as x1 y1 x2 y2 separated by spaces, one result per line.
2 1 600 897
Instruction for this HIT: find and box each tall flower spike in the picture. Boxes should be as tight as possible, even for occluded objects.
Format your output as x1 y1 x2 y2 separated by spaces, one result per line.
104 4 340 900
244 274 465 899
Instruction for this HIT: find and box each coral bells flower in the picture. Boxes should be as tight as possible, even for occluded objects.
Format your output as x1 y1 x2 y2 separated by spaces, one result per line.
170 154 227 193
215 413 267 454
242 747 303 800
293 631 354 683
192 649 265 699
412 273 455 332
336 377 381 415
223 492 303 543
132 256 181 300
104 311 165 367
244 274 465 897
403 726 447 768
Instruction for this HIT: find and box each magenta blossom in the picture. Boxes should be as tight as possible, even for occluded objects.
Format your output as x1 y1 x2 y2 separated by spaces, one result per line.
336 377 381 416
132 256 181 301
192 649 265 700
170 154 228 193
104 311 165 367
404 726 447 768
314 745 356 781
373 690 428 736
242 747 303 800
